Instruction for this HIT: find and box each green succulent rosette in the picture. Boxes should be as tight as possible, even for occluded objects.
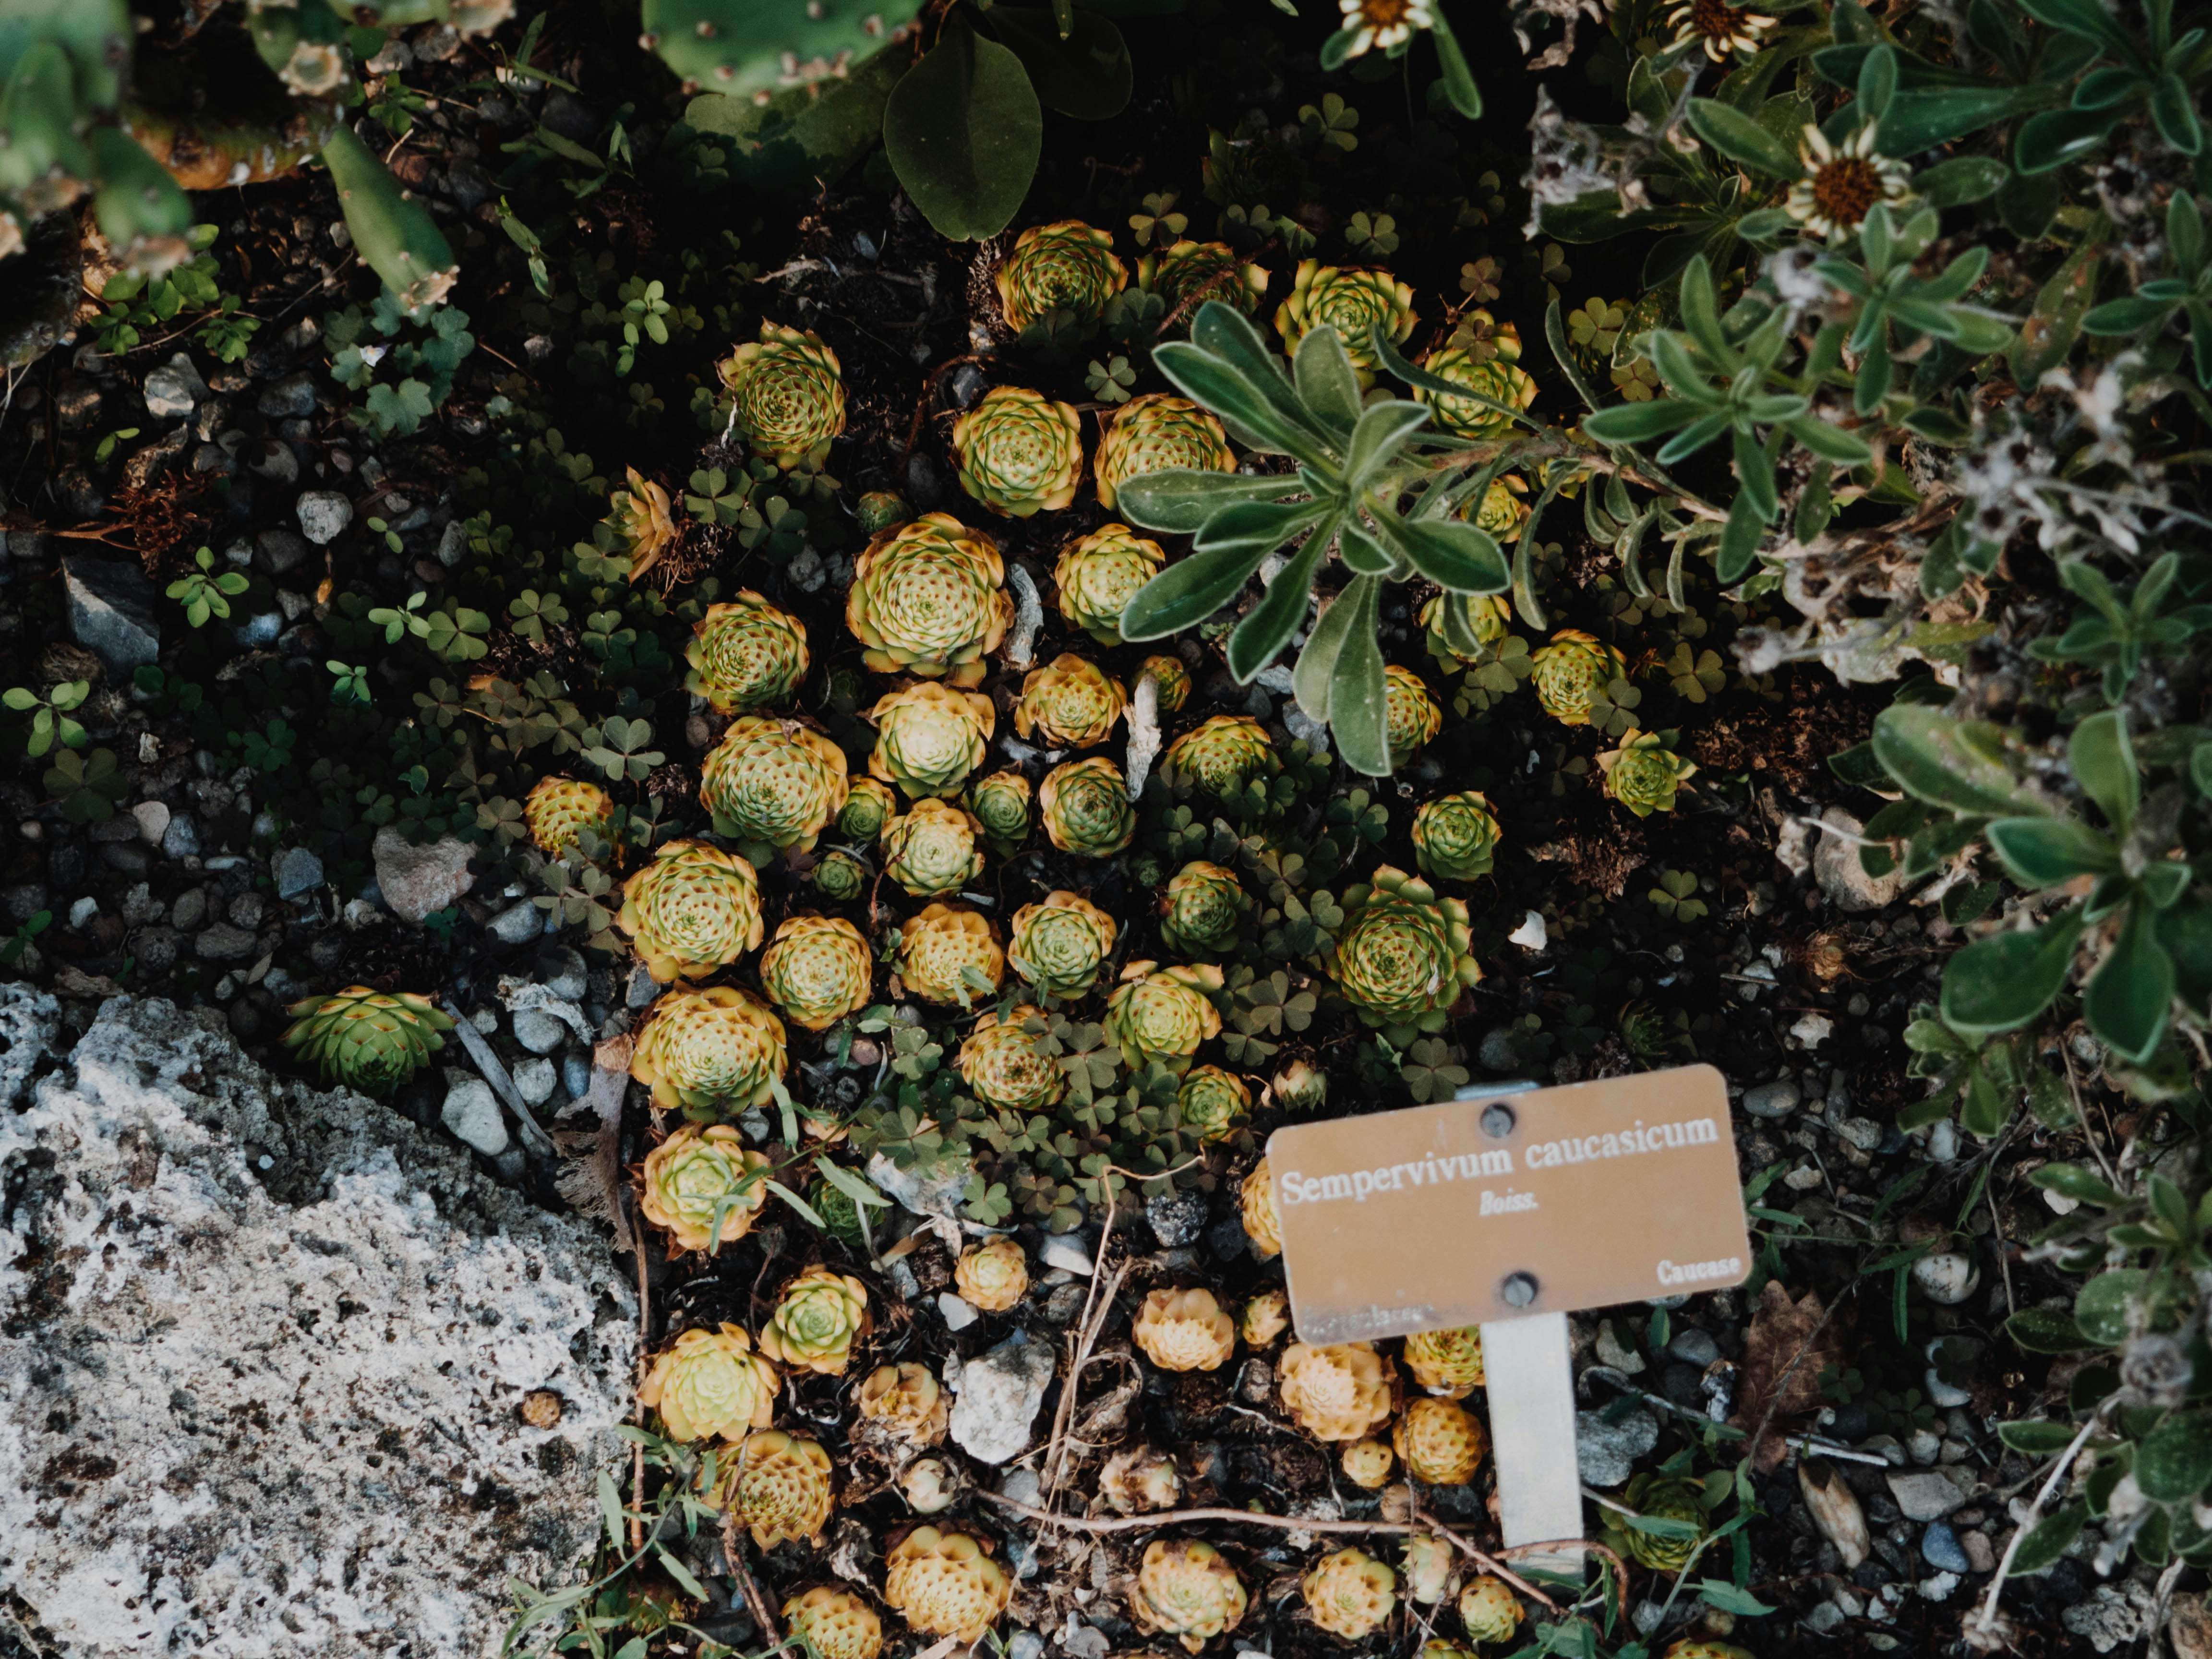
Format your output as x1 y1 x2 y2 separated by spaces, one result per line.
618 838 766 984
281 986 455 1094
1093 392 1236 512
1177 1065 1251 1142
1104 960 1225 1076
1419 592 1514 671
1039 756 1136 857
1015 654 1127 750
1384 666 1442 767
1327 866 1483 1036
1008 890 1118 1001
1158 860 1251 959
869 683 996 801
1270 1058 1329 1112
1458 1578 1523 1646
525 775 615 856
959 1005 1067 1111
631 985 790 1119
838 777 900 842
856 491 913 534
687 591 811 714
1411 792 1503 882
718 321 847 469
1412 342 1538 441
994 219 1128 332
759 1264 871 1375
1140 656 1192 713
967 770 1033 855
1135 239 1269 317
1598 732 1698 817
846 512 1012 687
1162 716 1279 800
896 904 1006 1006
1465 474 1531 539
812 851 869 902
1610 1475 1707 1572
699 718 851 854
950 385 1085 518
1054 524 1166 646
758 915 875 1033
640 1123 771 1252
810 1168 881 1249
1529 630 1628 727
880 799 985 899
1273 260 1417 387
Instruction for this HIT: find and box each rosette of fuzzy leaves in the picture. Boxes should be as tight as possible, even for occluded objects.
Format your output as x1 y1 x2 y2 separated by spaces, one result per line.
1094 393 1234 512
1104 960 1223 1075
994 219 1127 332
1176 1065 1251 1142
1055 524 1166 646
687 592 810 714
1411 791 1503 883
760 1264 872 1375
1275 262 1417 387
631 985 789 1118
1162 715 1279 800
896 903 1005 1005
838 776 900 842
1530 631 1627 727
619 839 765 984
1137 240 1269 317
846 512 1012 687
1008 890 1118 1000
1015 655 1127 750
883 1527 1012 1640
1241 1158 1282 1256
640 1122 771 1252
954 1236 1029 1310
1598 732 1697 816
1159 860 1251 959
1404 1326 1485 1397
1132 1538 1249 1652
967 770 1033 856
1303 1549 1397 1639
1384 666 1443 766
1271 1059 1328 1112
638 1323 778 1443
718 321 846 469
700 718 850 854
1243 1290 1290 1345
1327 866 1481 1036
1279 1341 1397 1440
525 775 613 855
712 1428 835 1549
281 987 453 1094
758 914 874 1032
1039 756 1136 856
881 798 985 898
784 1588 883 1659
1141 655 1193 712
951 386 1084 517
870 683 996 800
959 1005 1068 1111
1412 337 1538 441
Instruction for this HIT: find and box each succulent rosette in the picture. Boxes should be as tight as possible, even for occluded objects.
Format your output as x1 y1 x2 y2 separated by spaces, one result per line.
951 386 1085 518
784 1587 883 1659
1303 1548 1397 1639
1529 630 1628 727
994 219 1128 331
1094 392 1235 511
1328 866 1482 1034
813 851 868 902
1241 1158 1282 1257
1279 1341 1397 1440
1466 473 1532 539
1419 592 1513 671
631 985 789 1118
1007 890 1118 1001
1660 1642 1756 1659
281 987 454 1093
880 799 985 898
1402 1536 1459 1605
1177 1065 1252 1142
1385 665 1443 767
1458 1577 1524 1645
760 1264 872 1375
1015 655 1128 750
869 683 996 801
1039 756 1137 856
1135 239 1269 316
1158 860 1251 959
525 774 614 856
846 512 1012 686
1141 655 1193 712
967 770 1034 854
954 1236 1030 1310
1342 1439 1395 1489
1104 960 1224 1075
837 776 900 842
757 914 874 1032
1393 1397 1489 1484
896 903 1006 1006
1133 1539 1249 1652
1132 1287 1237 1371
1613 1474 1708 1571
640 1122 772 1251
699 718 850 854
1598 732 1698 816
1162 715 1279 799
1053 524 1167 647
1274 260 1417 387
1242 1290 1290 1346
618 839 765 984
855 491 912 535
884 1527 1013 1639
1271 1058 1329 1112
1103 1446 1182 1515
1411 792 1503 883
959 1005 1068 1111
810 1167 879 1250
1412 342 1539 441
709 1428 836 1548
856 1362 950 1445
609 467 679 571
718 321 847 468
637 1323 779 1443
1404 1326 1486 1398
902 1458 960 1513
686 592 811 713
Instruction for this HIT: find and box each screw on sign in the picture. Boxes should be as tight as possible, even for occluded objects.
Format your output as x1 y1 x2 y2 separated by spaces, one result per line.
1268 1065 1751 1574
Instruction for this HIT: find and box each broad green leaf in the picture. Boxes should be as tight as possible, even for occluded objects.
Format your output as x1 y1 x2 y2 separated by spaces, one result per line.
2068 709 2140 833
1190 302 1325 447
1940 904 2086 1034
2011 1504 2089 1574
1877 84 2061 153
684 42 909 191
1998 1418 2084 1451
2156 894 2212 1012
1119 541 1272 639
1154 341 1329 463
2010 239 2104 389
2084 902 2175 1062
1430 9 1483 118
1582 398 1703 444
1294 573 1369 721
1369 510 1509 594
1986 817 2120 887
1872 704 2048 816
1193 497 1329 559
2006 1309 2099 1354
1115 469 1306 534
1685 97 1801 175
1293 325 1364 433
1343 399 1431 490
881 18 1041 240
2073 1268 2147 1346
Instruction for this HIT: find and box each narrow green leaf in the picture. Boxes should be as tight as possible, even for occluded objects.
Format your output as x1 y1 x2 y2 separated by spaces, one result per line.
1985 817 2121 887
1685 98 1802 176
1369 510 1509 594
1294 573 1369 721
2069 709 2140 833
1227 522 1332 683
1329 577 1390 776
2084 902 2176 1063
1115 469 1307 534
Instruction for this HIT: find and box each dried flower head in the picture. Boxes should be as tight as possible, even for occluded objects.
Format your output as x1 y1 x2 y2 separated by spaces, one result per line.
1102 1444 1184 1515
857 1362 949 1446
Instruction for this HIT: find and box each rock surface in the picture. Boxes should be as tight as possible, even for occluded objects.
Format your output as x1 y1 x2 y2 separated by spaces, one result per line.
372 827 477 923
0 992 634 1656
947 1332 1057 1464
62 553 161 674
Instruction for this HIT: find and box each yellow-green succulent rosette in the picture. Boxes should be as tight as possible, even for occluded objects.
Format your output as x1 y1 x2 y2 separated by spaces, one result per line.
1419 592 1514 671
814 851 868 902
1274 260 1417 387
1139 655 1192 713
837 776 900 842
640 1122 772 1252
1039 756 1137 856
1404 1325 1486 1397
1413 334 1538 441
1458 1577 1524 1646
632 984 790 1118
951 385 1085 518
618 838 766 984
1162 715 1279 799
1530 630 1627 727
1008 890 1118 1000
1465 473 1531 539
880 798 986 898
1135 239 1269 316
896 903 1006 1006
1094 392 1235 512
959 1004 1067 1111
700 717 851 854
1103 960 1225 1075
718 322 847 469
1158 860 1251 959
1609 1475 1708 1572
686 592 811 714
1326 866 1482 1035
1177 1065 1251 1142
1015 655 1127 750
1384 666 1443 767
846 512 1012 687
760 1264 873 1376
995 219 1128 331
638 1323 779 1443
281 987 454 1094
967 770 1033 854
1411 791 1503 882
525 774 614 856
869 682 996 801
758 914 874 1032
1054 524 1166 646
1598 732 1697 817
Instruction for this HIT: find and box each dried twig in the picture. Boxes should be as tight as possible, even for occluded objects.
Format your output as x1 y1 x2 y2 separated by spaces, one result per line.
1043 1200 1130 1506
1974 1398 2112 1635
721 1513 783 1641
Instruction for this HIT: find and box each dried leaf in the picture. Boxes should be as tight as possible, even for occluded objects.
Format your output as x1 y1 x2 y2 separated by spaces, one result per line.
1733 1280 1841 1470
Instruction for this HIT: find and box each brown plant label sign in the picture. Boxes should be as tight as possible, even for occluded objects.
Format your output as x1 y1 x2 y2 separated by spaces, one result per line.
1270 1065 1752 1344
